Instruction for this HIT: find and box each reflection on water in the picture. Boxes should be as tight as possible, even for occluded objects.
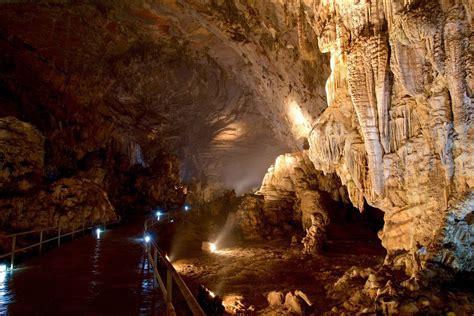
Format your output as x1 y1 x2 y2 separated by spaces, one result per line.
0 268 11 314
88 238 101 300
3 221 165 315
139 249 159 315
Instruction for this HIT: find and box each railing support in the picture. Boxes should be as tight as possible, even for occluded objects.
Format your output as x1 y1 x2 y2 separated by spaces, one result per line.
11 235 16 269
144 211 205 316
39 230 43 254
166 269 173 304
1 217 120 272
153 248 158 288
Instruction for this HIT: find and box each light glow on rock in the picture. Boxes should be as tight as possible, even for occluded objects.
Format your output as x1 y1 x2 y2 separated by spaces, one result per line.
213 122 244 142
287 100 311 138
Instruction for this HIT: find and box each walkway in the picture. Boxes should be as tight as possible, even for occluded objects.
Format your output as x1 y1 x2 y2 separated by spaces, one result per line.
1 219 165 315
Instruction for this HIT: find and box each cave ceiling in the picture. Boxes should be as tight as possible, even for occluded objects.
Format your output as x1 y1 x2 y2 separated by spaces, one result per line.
0 0 329 193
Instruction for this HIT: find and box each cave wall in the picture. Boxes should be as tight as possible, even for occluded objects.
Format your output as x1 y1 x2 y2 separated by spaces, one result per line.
0 0 330 197
0 117 117 236
305 0 473 274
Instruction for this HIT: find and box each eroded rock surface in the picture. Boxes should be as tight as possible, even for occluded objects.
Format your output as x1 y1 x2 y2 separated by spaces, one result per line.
305 0 473 274
258 151 346 230
0 177 117 233
0 117 44 194
0 117 117 236
0 0 330 194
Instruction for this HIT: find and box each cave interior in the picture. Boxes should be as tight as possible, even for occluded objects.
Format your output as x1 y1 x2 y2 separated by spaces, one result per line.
0 0 473 315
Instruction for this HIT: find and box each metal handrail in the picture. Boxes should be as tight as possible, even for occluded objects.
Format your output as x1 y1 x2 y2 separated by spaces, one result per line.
0 215 121 269
144 214 205 316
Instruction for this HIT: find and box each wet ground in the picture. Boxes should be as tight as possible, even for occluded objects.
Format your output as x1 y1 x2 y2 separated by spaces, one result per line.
1 218 165 315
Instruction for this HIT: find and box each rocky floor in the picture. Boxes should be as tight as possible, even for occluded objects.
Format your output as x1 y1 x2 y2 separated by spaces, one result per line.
152 212 386 314
150 210 474 315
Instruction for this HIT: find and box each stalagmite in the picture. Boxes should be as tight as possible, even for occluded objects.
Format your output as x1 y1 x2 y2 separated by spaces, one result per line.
302 212 328 256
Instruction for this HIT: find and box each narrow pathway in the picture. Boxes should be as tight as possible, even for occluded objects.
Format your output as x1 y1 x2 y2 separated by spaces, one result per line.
1 219 165 315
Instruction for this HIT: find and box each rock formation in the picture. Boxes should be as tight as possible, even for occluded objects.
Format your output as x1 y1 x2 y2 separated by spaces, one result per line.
234 194 266 240
258 151 346 230
0 117 117 238
236 151 348 245
306 0 473 275
0 116 44 194
301 212 327 255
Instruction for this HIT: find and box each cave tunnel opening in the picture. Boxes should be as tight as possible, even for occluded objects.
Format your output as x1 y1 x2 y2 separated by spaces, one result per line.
324 195 386 257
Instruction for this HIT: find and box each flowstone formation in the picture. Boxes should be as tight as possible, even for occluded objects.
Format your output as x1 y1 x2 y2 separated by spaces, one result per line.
306 0 473 275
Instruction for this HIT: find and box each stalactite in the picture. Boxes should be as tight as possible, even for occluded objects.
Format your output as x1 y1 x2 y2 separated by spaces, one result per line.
347 40 385 196
309 0 473 275
368 34 391 153
344 133 366 191
444 4 471 136
296 0 317 61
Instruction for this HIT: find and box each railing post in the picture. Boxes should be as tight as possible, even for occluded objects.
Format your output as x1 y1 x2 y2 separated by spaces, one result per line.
72 224 75 240
11 235 16 269
153 247 158 289
39 230 43 254
58 227 61 247
166 269 172 304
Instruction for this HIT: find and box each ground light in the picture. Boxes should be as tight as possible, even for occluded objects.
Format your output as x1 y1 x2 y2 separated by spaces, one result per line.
202 242 217 253
96 228 102 238
198 285 224 314
144 235 151 243
184 205 190 211
0 265 6 273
